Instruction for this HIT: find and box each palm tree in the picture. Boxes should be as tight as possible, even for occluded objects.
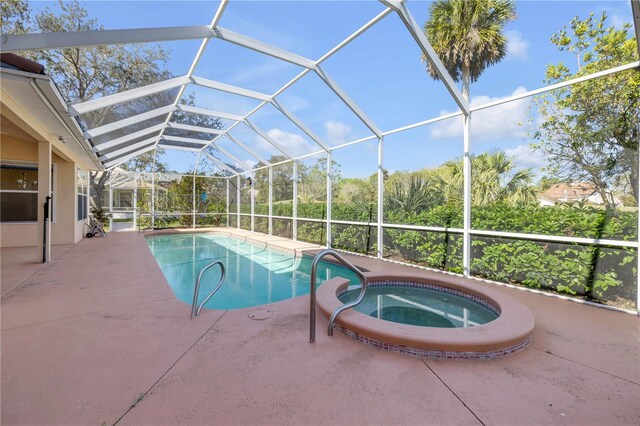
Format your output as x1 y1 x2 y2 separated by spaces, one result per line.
423 0 516 101
385 173 445 213
443 151 537 206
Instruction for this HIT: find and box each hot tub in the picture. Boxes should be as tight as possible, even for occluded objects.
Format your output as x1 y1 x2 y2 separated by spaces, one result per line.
316 271 535 360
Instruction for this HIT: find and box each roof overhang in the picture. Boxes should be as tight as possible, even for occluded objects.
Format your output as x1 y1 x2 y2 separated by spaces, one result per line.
0 67 103 170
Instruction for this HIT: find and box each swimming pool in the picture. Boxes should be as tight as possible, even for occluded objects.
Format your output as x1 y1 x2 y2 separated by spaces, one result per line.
145 233 358 310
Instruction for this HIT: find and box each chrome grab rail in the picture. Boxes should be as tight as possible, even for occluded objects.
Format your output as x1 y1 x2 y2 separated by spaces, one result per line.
191 260 225 318
309 249 368 343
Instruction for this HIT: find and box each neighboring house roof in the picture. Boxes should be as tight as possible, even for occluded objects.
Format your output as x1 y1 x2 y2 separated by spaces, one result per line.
110 181 159 190
541 182 597 203
539 182 623 207
538 196 556 205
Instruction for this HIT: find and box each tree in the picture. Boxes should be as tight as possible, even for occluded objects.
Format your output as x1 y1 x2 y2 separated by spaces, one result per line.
335 178 375 205
3 1 174 207
29 1 170 106
423 0 516 101
384 173 445 213
272 159 294 202
298 157 340 203
444 150 537 206
1 0 30 34
532 13 639 209
172 93 224 142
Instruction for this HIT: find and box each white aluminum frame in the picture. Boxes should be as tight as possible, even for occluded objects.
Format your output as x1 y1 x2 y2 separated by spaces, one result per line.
155 0 229 150
243 119 296 159
314 66 382 138
85 105 175 138
161 135 211 145
209 144 252 172
98 136 157 161
0 25 214 52
211 26 316 69
92 123 165 152
225 134 270 166
325 151 332 247
157 144 201 152
166 122 225 135
191 76 271 101
12 1 442 168
203 151 237 176
70 76 190 116
105 145 156 169
632 0 640 58
377 137 384 258
380 0 470 115
176 104 244 121
268 166 273 235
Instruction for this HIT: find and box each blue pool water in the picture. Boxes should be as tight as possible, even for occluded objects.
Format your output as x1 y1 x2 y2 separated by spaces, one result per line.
339 285 498 328
146 233 359 310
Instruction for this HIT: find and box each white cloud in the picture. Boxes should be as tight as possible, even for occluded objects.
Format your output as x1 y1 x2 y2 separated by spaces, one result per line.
230 17 310 55
609 13 630 30
228 61 293 87
243 159 259 168
255 128 314 157
504 144 547 170
324 120 352 145
277 93 310 113
430 86 530 141
506 30 529 61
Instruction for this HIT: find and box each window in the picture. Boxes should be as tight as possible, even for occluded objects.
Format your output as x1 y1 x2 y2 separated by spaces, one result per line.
77 169 88 220
0 162 38 222
118 191 132 208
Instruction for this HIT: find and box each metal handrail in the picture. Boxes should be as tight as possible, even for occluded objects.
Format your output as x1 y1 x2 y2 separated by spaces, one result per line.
309 249 367 343
191 260 225 318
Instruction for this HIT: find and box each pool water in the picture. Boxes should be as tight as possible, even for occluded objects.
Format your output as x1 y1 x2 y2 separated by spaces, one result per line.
146 234 358 310
338 285 498 328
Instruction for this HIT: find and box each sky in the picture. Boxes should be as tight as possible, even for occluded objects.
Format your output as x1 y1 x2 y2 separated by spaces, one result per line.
28 0 638 177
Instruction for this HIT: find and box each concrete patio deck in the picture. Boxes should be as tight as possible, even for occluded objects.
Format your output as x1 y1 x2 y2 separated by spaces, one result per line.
1 229 638 425
1 244 72 297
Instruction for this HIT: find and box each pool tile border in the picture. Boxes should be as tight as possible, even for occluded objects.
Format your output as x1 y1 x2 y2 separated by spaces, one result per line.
332 317 531 359
322 309 531 360
318 273 535 360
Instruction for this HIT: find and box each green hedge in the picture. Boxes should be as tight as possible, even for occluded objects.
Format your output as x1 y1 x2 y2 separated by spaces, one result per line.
248 202 637 309
385 204 636 308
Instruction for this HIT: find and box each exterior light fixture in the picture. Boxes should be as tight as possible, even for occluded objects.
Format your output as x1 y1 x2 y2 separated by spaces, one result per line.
16 172 37 190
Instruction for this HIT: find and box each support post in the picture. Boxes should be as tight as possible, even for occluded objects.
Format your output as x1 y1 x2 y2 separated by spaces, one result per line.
133 174 138 231
86 170 90 228
226 178 230 228
326 151 332 248
268 166 273 236
292 160 298 241
377 137 384 259
637 140 640 315
109 174 113 231
193 153 201 229
151 149 156 228
463 114 472 277
236 174 240 229
192 174 196 229
36 141 52 262
250 172 255 231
